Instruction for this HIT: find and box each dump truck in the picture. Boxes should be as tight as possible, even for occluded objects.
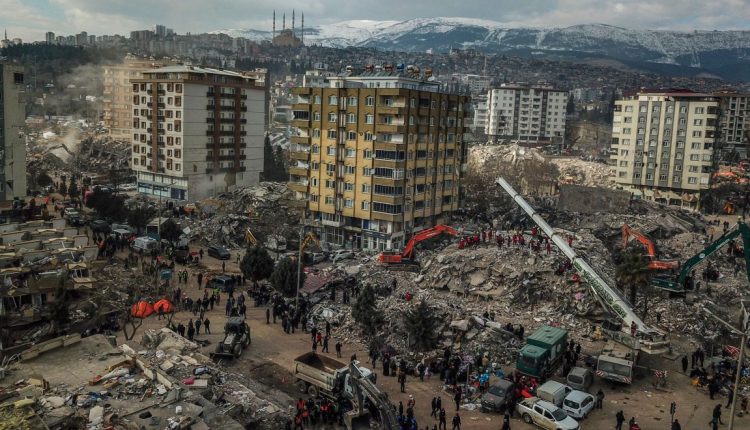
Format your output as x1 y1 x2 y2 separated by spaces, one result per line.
516 325 568 380
294 352 375 400
596 342 638 384
211 317 251 360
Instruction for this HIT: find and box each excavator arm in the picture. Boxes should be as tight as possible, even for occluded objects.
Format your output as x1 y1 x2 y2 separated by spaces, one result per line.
348 363 399 430
653 222 750 292
622 224 657 257
378 225 458 266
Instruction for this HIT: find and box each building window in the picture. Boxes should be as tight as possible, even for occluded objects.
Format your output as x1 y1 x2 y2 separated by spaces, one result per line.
310 194 319 202
361 201 370 210
312 145 320 154
688 177 697 184
363 167 372 176
695 107 705 114
344 199 354 208
325 196 334 205
365 96 374 106
327 130 337 139
325 180 335 189
347 97 357 106
344 183 354 191
329 95 338 105
314 95 321 104
347 131 356 140
362 184 371 193
312 129 321 138
346 148 356 157
327 146 336 156
345 166 356 174
347 113 356 123
364 132 373 141
692 131 702 137
328 112 337 122
365 114 374 124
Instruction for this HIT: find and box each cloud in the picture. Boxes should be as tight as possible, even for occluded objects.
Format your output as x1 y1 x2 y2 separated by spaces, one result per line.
6 0 750 42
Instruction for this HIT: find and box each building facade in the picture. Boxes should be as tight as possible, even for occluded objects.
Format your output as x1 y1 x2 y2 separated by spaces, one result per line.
0 63 27 201
288 73 469 251
485 83 567 144
609 90 719 208
715 90 750 160
130 65 266 201
103 56 170 141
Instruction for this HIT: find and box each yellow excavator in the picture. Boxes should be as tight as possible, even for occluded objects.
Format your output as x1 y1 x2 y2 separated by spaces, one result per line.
245 228 258 246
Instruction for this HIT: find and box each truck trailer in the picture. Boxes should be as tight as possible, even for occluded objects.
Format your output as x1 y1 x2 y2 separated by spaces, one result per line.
516 325 568 380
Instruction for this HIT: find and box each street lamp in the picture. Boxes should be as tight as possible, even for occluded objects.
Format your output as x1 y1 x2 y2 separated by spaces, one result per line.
702 306 748 429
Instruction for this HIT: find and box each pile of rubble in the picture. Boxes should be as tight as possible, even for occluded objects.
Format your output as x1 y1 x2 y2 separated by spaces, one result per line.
550 157 614 188
185 182 302 249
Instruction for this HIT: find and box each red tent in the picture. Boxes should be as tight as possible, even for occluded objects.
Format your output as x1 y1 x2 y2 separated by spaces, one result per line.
131 301 154 318
153 299 174 314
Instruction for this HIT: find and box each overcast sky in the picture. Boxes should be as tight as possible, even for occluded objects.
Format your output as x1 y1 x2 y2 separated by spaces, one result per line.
3 0 750 42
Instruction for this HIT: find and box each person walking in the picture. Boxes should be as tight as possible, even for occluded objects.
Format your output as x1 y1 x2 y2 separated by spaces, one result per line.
187 319 195 341
615 410 625 430
322 335 329 353
335 341 342 358
726 386 734 409
431 397 438 418
203 318 210 334
438 408 447 430
451 413 461 430
711 404 723 426
398 371 406 393
681 355 688 373
195 318 202 335
266 308 270 324
501 412 511 430
453 389 461 411
595 389 604 409
671 419 681 430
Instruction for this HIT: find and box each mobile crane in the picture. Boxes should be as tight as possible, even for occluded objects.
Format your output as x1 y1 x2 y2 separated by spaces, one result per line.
621 224 679 270
378 225 458 269
496 177 669 354
652 221 750 293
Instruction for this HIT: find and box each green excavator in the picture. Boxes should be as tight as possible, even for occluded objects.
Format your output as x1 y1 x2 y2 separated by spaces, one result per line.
652 221 750 293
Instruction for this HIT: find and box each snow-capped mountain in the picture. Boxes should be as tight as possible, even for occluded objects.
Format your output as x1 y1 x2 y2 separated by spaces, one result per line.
213 17 750 80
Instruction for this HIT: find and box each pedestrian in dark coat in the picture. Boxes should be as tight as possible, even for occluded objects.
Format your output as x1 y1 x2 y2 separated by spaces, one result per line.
615 410 625 430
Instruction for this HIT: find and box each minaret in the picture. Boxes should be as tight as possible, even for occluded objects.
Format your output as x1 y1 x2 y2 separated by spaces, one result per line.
292 10 295 36
273 10 276 39
301 13 304 44
283 13 286 31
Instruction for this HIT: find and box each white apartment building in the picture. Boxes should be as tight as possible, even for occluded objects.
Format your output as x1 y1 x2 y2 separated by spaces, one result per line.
472 96 489 134
715 90 750 159
485 84 567 144
0 63 27 201
130 65 266 201
610 90 719 209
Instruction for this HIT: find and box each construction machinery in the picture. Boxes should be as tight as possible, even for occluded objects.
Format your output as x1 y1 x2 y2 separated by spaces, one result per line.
652 221 750 293
211 317 251 360
378 225 458 269
495 177 669 355
621 224 679 270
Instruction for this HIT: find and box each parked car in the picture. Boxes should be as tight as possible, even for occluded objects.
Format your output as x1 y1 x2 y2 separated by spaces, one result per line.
207 244 231 260
90 219 111 234
566 367 593 391
63 207 79 219
517 397 580 430
562 390 595 419
536 380 573 407
111 223 135 234
331 249 354 263
480 379 516 413
304 252 327 264
67 215 86 227
207 275 237 292
117 183 137 191
131 236 159 253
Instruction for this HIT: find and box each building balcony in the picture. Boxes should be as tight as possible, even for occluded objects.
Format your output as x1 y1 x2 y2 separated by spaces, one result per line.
376 124 406 133
292 103 310 111
321 218 346 227
288 181 309 193
370 212 404 222
371 193 402 204
291 135 310 144
291 87 312 95
292 119 311 128
377 106 403 115
290 150 310 161
289 166 309 176
373 158 406 168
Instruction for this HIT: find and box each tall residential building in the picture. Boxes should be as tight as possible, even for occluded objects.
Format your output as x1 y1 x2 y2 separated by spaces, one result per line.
471 96 489 134
609 89 719 208
130 65 266 201
0 63 27 200
485 83 567 144
715 90 750 159
103 56 169 141
45 32 55 44
288 72 469 251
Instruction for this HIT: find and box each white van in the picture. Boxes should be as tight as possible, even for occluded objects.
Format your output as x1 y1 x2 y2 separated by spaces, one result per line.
131 236 159 253
562 390 595 419
536 380 573 407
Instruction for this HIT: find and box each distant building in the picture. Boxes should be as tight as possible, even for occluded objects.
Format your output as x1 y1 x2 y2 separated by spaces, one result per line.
75 31 88 46
303 69 335 88
471 95 489 134
103 55 171 141
45 32 55 44
485 83 567 144
288 72 469 250
714 90 750 159
609 89 719 209
130 65 266 201
0 63 27 200
154 25 166 38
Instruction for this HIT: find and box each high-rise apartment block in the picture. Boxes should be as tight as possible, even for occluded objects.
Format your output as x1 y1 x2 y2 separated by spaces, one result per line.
45 32 55 44
130 65 266 201
103 55 169 141
610 90 719 208
485 83 567 144
289 72 469 250
0 63 27 200
715 90 750 159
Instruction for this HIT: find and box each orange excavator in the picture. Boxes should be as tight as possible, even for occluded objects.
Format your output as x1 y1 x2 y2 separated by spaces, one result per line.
378 224 458 269
621 224 679 270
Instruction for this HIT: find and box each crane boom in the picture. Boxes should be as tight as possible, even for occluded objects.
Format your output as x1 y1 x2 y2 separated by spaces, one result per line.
495 177 669 354
349 363 400 429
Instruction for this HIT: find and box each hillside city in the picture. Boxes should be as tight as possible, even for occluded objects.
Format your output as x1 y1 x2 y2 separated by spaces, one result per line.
1 6 750 430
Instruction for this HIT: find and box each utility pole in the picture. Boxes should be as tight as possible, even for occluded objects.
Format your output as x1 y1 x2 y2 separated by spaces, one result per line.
702 306 748 429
